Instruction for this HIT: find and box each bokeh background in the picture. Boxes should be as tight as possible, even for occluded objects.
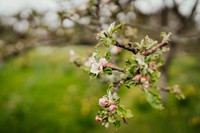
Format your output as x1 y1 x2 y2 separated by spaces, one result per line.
0 0 200 133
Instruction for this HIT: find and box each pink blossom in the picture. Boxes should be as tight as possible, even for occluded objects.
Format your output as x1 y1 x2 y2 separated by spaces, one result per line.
99 58 108 67
134 74 142 81
145 75 150 82
149 61 158 70
84 57 94 67
109 104 117 111
99 97 108 107
95 116 103 122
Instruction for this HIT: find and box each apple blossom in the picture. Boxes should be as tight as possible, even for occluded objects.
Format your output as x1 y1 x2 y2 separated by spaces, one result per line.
134 74 142 81
99 58 108 67
149 61 158 70
84 57 94 67
90 62 103 75
145 75 151 82
71 22 177 128
109 104 117 111
95 116 103 122
99 97 108 106
143 81 150 89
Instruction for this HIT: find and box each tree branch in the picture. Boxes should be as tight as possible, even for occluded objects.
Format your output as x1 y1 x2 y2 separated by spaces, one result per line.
187 0 199 22
172 0 186 23
108 66 126 73
142 41 168 56
115 41 138 54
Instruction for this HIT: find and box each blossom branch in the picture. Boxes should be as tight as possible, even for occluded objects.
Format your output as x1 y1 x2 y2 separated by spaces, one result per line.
115 41 138 54
142 41 168 56
108 66 126 73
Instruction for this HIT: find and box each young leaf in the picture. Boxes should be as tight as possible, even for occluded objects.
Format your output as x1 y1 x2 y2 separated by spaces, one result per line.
124 79 134 89
113 120 121 128
112 22 125 33
144 90 164 110
117 105 133 118
108 115 116 123
103 67 113 75
105 51 111 61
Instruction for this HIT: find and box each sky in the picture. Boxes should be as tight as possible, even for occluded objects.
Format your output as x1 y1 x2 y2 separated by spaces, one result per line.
0 0 199 29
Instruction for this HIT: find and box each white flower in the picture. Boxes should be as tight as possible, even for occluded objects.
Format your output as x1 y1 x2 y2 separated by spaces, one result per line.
108 22 115 33
69 49 77 62
84 57 95 67
90 62 103 74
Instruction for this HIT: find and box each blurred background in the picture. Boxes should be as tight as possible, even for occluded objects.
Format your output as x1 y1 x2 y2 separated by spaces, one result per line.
0 0 200 132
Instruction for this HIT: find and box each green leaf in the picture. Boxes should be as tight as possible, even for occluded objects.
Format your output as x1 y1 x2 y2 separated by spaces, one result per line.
108 115 116 123
103 67 113 75
89 73 98 80
160 32 171 42
112 22 124 33
124 80 134 89
105 51 111 61
145 90 164 110
125 59 132 66
94 53 100 62
113 120 121 128
117 105 133 118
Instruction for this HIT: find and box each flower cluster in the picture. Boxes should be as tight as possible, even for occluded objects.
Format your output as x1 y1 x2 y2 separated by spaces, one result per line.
70 22 184 128
84 52 108 75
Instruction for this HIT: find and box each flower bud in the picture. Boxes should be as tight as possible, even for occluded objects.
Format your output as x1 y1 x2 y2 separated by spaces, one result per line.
149 61 156 68
153 66 158 71
109 104 117 111
143 81 150 89
149 61 158 70
95 116 103 122
134 74 142 81
99 97 108 107
99 58 108 67
140 77 146 83
145 75 150 82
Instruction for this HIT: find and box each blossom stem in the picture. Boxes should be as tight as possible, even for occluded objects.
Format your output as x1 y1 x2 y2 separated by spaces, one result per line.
115 41 138 54
108 66 126 73
142 41 168 56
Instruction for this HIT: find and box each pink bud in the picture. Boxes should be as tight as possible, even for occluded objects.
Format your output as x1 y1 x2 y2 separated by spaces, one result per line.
134 74 142 81
149 61 156 68
99 97 108 107
149 61 158 70
153 66 158 71
95 116 103 122
145 75 150 82
109 104 117 111
99 58 108 67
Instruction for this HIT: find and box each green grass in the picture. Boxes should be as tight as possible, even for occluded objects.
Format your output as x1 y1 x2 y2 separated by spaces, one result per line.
0 46 200 133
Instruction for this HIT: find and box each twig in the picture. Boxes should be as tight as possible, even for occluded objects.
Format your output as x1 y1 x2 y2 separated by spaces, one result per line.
108 66 126 73
115 41 138 54
142 41 168 56
187 0 199 22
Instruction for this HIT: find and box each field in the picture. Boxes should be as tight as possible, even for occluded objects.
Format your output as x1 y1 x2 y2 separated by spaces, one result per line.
0 46 200 133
